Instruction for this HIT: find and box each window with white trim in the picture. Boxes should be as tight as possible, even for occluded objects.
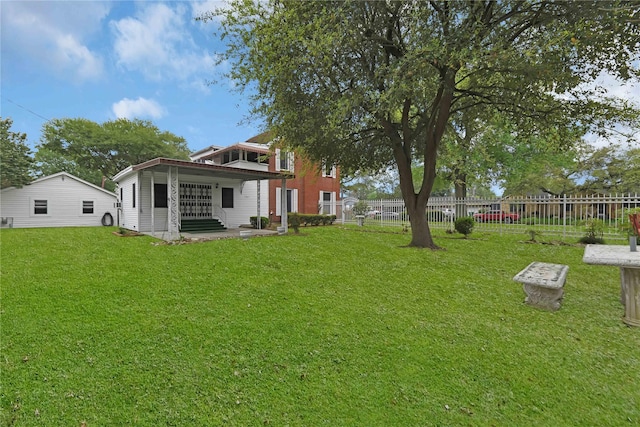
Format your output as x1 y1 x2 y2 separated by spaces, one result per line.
321 161 336 178
275 149 294 172
319 191 336 215
34 199 48 215
275 188 298 215
82 200 94 214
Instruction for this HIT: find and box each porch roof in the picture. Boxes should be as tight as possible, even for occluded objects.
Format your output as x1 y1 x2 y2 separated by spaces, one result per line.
113 157 294 182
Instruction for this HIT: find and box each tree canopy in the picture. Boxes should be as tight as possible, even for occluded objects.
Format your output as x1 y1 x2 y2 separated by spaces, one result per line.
206 0 640 248
1 117 34 189
35 118 191 191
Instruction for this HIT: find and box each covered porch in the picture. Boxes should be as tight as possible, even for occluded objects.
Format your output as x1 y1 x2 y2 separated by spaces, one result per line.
113 158 293 241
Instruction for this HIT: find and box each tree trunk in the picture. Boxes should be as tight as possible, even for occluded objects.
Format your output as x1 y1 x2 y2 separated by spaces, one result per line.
406 202 438 248
454 171 468 218
385 69 457 249
395 147 440 249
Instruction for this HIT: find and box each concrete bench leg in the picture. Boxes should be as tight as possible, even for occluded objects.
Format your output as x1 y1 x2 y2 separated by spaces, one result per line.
523 284 564 311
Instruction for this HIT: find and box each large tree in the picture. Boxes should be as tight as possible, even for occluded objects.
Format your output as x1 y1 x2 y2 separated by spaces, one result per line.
1 117 34 189
35 118 191 191
205 0 640 248
577 145 640 194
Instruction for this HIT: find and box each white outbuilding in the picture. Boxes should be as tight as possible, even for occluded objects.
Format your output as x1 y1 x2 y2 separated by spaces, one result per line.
0 172 118 229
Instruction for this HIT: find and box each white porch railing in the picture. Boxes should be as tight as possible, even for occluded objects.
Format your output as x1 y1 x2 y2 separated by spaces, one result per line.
340 193 640 241
212 205 227 225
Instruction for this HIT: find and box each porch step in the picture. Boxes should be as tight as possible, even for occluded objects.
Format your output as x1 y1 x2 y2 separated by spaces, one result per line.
180 219 227 233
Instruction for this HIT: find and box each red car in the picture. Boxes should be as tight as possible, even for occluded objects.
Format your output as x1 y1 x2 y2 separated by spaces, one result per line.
473 210 520 223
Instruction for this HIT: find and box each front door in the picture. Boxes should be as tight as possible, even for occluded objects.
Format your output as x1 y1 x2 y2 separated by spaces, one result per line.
179 183 212 219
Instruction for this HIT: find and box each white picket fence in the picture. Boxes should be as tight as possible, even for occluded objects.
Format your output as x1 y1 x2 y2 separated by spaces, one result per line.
337 193 640 242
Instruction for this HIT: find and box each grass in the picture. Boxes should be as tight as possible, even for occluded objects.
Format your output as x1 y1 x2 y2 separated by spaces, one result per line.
1 226 639 426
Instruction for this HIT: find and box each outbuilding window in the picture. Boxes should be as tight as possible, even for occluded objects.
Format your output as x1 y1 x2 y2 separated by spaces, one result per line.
82 200 94 214
34 199 48 215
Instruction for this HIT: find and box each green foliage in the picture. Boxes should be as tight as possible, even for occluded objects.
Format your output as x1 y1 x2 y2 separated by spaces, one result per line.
206 1 640 248
288 212 301 233
302 214 336 226
579 218 605 244
454 216 475 238
34 118 190 191
620 208 640 237
0 117 34 189
526 229 542 242
289 214 336 230
578 146 640 194
352 200 369 216
250 216 269 229
3 227 640 425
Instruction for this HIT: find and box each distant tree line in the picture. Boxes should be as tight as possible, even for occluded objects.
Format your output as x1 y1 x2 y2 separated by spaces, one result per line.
0 117 190 191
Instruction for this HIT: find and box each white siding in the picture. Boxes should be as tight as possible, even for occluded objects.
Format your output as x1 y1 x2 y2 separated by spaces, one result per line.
117 173 140 231
0 173 117 228
224 179 270 228
138 171 169 232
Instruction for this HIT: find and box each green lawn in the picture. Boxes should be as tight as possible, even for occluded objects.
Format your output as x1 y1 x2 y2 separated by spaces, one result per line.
1 226 638 426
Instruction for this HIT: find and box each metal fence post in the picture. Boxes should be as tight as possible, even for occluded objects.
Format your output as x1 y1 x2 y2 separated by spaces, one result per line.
563 194 567 239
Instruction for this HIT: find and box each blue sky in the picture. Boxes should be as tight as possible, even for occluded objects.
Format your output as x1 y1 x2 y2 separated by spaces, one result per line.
2 1 638 158
1 1 260 153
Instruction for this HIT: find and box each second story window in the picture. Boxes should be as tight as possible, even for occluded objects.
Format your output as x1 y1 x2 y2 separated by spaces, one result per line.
322 161 336 178
222 150 240 164
276 149 294 172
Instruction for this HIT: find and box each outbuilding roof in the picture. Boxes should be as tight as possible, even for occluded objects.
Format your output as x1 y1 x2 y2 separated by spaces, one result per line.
1 171 116 197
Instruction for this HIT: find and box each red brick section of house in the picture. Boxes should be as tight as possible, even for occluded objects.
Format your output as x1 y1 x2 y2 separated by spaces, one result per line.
268 155 341 222
246 132 341 222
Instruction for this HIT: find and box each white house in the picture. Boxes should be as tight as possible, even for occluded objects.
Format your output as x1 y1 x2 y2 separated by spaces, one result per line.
0 172 118 228
112 157 293 240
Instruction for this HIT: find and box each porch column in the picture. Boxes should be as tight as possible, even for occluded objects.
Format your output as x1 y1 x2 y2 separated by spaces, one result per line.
168 166 180 240
150 171 155 237
256 180 261 230
281 178 288 232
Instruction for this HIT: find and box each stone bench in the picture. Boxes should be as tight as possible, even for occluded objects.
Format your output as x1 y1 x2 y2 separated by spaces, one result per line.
513 262 569 311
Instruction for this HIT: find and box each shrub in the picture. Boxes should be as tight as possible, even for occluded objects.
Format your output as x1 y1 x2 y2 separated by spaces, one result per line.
285 214 336 233
250 216 269 229
353 200 369 216
454 216 475 238
289 213 301 233
579 218 605 244
299 214 336 226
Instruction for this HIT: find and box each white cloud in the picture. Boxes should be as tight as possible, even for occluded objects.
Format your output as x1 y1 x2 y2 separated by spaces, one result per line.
1 1 108 82
112 97 166 120
110 3 218 85
191 0 228 23
590 72 640 107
